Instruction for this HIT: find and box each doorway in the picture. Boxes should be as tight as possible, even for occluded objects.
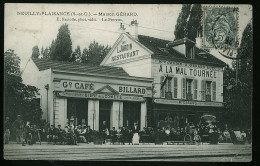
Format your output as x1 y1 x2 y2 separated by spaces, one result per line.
67 98 88 126
99 100 112 131
123 101 141 128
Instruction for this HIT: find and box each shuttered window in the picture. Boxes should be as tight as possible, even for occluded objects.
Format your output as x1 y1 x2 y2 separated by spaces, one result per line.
212 81 216 101
193 79 198 100
173 77 178 98
182 78 186 99
201 80 205 101
161 76 165 98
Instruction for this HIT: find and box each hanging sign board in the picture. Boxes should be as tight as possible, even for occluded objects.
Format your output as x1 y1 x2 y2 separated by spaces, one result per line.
57 91 145 102
154 98 223 107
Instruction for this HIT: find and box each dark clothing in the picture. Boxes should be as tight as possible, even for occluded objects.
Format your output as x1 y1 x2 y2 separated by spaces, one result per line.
110 130 117 144
132 125 139 134
4 120 12 131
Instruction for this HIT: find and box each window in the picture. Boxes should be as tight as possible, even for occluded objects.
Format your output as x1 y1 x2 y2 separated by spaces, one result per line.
161 76 177 99
186 45 194 59
160 76 165 98
182 78 197 100
182 78 186 99
212 81 216 101
193 79 198 100
201 80 206 101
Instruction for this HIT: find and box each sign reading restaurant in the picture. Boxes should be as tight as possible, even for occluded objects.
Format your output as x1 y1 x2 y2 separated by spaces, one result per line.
111 42 139 62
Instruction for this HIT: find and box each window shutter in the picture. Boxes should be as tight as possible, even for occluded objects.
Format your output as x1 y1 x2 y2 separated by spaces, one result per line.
201 80 205 101
174 77 178 98
212 81 216 101
168 78 172 92
193 79 198 100
161 76 165 98
182 78 186 99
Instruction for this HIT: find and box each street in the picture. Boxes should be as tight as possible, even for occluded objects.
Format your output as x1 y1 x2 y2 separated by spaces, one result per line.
4 142 252 161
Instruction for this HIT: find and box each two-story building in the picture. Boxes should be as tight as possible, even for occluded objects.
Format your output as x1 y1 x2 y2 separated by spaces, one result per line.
100 21 226 128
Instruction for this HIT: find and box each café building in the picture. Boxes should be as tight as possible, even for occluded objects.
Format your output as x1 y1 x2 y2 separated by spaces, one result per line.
100 21 226 128
22 58 153 130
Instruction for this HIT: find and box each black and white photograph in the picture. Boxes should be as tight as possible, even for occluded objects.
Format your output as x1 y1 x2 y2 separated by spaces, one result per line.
3 3 252 161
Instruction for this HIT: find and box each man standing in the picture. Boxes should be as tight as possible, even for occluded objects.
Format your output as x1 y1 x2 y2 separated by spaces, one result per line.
12 115 24 144
132 122 140 145
4 117 12 144
101 121 109 144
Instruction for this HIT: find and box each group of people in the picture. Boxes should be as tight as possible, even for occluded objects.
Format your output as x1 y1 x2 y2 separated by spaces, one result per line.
4 115 252 145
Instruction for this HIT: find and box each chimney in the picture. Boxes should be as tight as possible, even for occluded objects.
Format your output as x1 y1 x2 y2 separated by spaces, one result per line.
195 31 202 48
119 23 126 33
129 20 138 40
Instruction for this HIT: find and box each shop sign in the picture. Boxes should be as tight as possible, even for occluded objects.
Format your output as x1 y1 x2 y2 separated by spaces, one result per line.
158 64 218 79
111 42 140 62
154 98 223 107
57 91 145 102
61 80 94 91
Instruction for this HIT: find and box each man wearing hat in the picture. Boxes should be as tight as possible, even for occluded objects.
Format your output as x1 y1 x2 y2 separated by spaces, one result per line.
4 117 11 144
12 115 24 144
56 124 65 144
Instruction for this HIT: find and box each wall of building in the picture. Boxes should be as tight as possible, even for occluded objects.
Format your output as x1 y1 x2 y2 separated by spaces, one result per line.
115 58 152 78
152 59 224 102
22 59 52 122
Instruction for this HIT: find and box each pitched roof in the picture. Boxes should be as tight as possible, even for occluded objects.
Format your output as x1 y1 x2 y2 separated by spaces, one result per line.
137 35 226 67
32 58 130 77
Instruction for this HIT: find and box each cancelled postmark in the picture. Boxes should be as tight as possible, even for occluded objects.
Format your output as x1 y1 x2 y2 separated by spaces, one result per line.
202 6 239 59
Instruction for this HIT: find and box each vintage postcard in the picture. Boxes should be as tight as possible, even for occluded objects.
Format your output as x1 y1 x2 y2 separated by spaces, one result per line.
4 3 252 161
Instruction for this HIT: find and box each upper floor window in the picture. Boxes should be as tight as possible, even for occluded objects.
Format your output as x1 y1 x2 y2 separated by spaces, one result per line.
186 45 194 59
201 80 216 101
182 78 198 100
160 76 178 99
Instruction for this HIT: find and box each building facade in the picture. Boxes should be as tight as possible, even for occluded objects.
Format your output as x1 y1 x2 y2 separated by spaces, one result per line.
101 28 226 128
22 58 153 130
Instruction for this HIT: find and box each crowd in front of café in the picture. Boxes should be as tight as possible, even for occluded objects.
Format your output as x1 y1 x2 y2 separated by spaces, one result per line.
4 21 252 146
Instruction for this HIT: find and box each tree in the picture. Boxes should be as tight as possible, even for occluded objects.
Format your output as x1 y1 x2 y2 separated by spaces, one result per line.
49 24 72 61
82 41 111 65
174 4 203 41
41 47 50 59
4 49 42 124
70 45 81 63
223 22 252 129
32 46 40 58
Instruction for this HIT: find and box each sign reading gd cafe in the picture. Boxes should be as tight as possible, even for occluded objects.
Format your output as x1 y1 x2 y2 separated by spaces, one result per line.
60 80 146 95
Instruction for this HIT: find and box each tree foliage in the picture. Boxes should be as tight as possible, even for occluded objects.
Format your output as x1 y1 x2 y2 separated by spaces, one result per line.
49 24 72 61
4 49 42 124
174 4 203 41
32 46 40 59
223 22 252 129
81 41 111 65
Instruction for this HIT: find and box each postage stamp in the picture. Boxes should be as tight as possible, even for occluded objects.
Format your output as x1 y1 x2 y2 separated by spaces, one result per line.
202 6 239 59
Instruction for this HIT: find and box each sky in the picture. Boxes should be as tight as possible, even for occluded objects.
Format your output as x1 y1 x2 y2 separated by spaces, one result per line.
4 4 252 71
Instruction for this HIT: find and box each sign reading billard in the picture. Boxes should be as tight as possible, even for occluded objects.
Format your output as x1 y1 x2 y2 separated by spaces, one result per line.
57 91 145 102
154 98 223 107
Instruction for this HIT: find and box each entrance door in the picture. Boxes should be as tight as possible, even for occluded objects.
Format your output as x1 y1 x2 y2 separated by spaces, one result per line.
67 98 88 126
123 101 141 128
99 100 112 131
